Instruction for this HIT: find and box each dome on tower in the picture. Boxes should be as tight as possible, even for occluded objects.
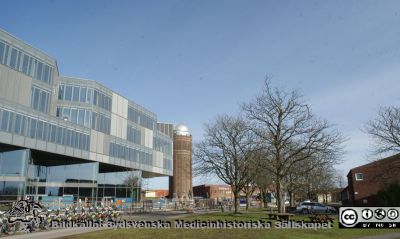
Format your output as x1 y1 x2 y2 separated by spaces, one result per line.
174 124 190 136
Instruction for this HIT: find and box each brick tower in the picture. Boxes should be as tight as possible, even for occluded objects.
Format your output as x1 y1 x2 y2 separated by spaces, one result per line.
171 124 192 200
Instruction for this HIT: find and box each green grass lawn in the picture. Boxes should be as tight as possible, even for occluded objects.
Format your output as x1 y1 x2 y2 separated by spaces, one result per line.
59 211 400 239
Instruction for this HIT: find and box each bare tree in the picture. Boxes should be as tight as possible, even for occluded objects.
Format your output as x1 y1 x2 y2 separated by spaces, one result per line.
194 115 256 213
365 106 400 154
242 160 260 210
242 79 344 213
123 172 141 203
285 151 340 206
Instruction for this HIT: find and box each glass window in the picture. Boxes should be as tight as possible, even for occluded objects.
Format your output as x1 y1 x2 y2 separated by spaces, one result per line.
35 61 43 81
29 118 37 138
80 87 87 102
3 45 9 66
78 109 85 126
20 116 27 136
1 110 10 131
50 125 56 143
91 112 97 130
72 86 79 101
31 87 40 110
65 85 72 101
93 90 98 105
84 110 91 127
39 91 49 113
87 88 93 103
47 187 62 196
9 48 18 69
66 129 72 147
43 65 50 84
62 108 70 121
355 173 364 181
16 51 22 70
80 134 85 150
56 127 63 144
22 54 30 75
36 121 44 140
71 109 78 124
14 114 22 134
75 131 80 149
0 41 5 64
28 57 33 76
58 84 65 100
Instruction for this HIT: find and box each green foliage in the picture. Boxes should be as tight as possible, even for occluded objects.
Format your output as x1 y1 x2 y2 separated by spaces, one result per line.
377 183 400 206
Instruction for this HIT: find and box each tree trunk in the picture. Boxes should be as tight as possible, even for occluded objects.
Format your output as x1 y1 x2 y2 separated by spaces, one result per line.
246 194 250 211
289 191 295 207
276 178 283 213
234 191 239 213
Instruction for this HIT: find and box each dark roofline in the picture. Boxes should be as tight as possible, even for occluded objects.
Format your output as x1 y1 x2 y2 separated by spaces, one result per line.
347 153 400 175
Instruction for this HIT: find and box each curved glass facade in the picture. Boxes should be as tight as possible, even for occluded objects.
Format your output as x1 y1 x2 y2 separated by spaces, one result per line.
0 28 173 204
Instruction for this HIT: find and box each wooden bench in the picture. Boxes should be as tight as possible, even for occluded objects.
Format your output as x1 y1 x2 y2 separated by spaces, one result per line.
309 213 335 223
265 213 295 220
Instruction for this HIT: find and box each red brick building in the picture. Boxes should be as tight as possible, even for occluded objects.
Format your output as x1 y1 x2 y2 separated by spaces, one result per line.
193 184 233 202
342 154 400 206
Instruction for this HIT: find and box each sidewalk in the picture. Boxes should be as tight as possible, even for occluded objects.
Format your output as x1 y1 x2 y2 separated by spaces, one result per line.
4 228 105 239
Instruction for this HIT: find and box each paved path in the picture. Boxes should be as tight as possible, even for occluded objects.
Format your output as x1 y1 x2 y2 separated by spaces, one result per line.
3 210 217 239
3 228 105 239
357 233 400 239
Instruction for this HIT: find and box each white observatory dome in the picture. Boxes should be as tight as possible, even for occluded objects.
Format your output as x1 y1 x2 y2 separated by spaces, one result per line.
174 124 190 136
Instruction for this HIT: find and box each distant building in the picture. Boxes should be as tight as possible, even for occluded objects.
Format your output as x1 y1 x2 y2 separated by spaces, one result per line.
316 188 342 204
342 154 400 206
193 184 233 202
144 189 169 199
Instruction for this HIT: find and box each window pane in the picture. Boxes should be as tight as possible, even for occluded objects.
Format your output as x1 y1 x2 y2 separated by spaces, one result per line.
28 57 33 76
21 116 27 136
84 110 91 127
1 111 9 131
39 91 48 113
56 127 63 144
37 121 44 140
93 90 98 105
43 65 50 84
29 118 37 138
58 84 64 100
22 54 30 74
62 108 70 121
3 45 9 66
65 85 72 101
9 48 17 69
14 114 22 134
72 86 79 101
71 109 78 124
80 87 87 102
78 109 85 126
0 41 5 64
50 125 56 142
16 51 22 70
35 61 43 81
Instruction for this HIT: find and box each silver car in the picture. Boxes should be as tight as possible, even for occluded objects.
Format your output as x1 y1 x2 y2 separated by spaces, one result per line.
296 202 336 214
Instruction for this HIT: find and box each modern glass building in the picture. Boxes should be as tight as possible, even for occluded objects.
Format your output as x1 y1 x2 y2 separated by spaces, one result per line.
0 28 173 204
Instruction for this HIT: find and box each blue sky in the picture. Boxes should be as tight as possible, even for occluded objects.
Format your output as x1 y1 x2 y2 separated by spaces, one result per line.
1 0 400 189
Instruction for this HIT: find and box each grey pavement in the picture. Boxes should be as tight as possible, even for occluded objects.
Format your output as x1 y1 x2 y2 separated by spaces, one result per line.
2 210 216 239
2 228 105 239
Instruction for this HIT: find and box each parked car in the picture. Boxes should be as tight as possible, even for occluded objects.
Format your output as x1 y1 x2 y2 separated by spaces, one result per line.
296 202 336 214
